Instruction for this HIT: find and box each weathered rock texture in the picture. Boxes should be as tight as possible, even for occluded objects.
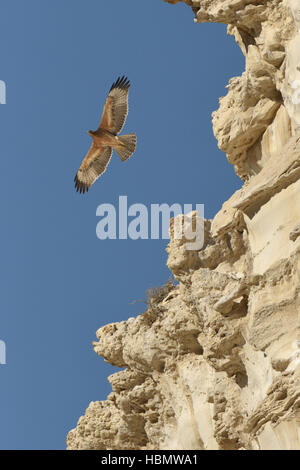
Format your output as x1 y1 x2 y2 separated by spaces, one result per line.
67 0 300 450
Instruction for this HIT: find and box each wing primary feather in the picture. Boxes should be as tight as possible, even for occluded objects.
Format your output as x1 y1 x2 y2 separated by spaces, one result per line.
110 75 130 92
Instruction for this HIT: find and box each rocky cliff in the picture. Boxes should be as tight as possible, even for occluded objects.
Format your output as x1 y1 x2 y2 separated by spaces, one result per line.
67 0 300 450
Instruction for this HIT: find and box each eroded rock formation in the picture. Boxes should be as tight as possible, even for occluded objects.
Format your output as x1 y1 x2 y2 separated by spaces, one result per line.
67 0 300 450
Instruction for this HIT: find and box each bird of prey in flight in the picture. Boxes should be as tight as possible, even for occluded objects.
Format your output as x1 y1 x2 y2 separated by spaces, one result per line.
74 76 136 193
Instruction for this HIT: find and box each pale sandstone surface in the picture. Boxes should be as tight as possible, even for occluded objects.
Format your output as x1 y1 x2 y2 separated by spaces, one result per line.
67 0 300 450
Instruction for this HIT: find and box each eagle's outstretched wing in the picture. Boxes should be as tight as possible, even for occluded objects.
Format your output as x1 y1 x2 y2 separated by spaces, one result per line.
98 76 130 135
74 144 112 193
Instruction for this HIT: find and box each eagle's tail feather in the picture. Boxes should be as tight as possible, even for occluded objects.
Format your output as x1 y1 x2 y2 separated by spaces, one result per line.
115 133 137 162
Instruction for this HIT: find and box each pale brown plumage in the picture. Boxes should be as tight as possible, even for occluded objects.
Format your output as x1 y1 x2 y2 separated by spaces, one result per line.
74 76 137 193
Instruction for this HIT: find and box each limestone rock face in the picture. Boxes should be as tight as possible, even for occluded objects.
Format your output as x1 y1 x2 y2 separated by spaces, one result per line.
67 0 300 450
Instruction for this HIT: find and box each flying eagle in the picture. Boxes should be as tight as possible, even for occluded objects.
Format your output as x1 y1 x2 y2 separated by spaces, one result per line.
74 76 136 193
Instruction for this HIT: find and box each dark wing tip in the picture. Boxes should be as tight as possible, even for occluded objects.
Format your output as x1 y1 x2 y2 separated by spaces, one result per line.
74 174 79 192
110 75 130 92
74 173 89 194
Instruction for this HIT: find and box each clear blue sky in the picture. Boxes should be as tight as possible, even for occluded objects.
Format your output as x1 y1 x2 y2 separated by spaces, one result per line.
0 0 243 449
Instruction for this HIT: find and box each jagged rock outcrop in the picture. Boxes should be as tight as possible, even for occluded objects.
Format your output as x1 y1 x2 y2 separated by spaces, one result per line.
67 0 300 450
